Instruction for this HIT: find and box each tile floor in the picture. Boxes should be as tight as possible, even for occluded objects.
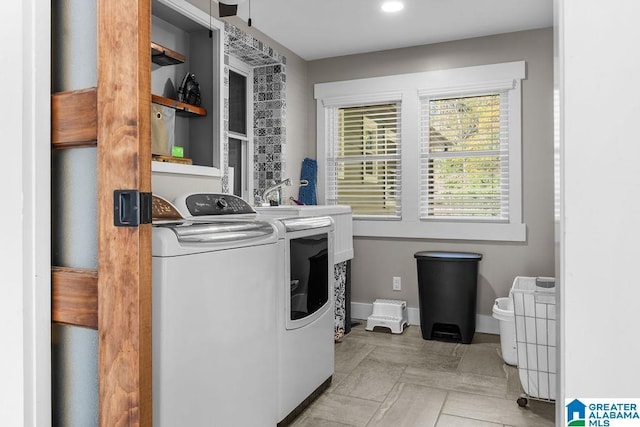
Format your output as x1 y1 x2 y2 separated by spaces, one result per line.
291 323 555 427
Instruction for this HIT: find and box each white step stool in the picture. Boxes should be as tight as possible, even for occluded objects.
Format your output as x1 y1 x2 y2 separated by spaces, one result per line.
366 299 408 334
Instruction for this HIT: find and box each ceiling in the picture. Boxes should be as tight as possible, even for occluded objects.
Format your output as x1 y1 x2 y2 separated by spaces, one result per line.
229 0 553 61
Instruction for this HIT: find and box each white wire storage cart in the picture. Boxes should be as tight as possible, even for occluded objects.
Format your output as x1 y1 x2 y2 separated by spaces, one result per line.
511 276 556 407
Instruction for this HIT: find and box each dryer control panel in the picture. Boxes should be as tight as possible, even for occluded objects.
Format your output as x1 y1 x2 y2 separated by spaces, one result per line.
180 193 256 216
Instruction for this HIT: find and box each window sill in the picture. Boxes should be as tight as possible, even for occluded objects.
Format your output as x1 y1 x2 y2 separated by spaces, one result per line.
352 219 526 242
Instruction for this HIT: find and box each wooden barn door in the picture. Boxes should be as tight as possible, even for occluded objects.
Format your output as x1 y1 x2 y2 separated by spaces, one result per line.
51 0 152 425
97 0 152 424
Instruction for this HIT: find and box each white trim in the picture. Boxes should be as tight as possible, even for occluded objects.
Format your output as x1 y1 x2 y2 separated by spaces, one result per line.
0 0 51 424
315 61 525 100
152 161 222 177
353 220 526 242
334 248 354 264
475 314 500 335
316 100 328 208
350 302 499 334
25 0 52 424
28 0 52 422
157 0 224 31
228 131 249 141
321 91 403 108
228 57 255 202
417 79 517 97
229 55 253 75
215 22 225 174
1 1 26 423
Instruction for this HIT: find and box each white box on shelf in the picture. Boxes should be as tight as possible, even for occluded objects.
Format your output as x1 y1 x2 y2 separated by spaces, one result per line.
366 299 408 334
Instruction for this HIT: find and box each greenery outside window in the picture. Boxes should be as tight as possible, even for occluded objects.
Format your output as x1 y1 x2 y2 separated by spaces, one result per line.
420 93 509 221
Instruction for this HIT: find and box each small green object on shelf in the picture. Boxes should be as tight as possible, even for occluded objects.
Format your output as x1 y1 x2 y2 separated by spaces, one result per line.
172 146 184 158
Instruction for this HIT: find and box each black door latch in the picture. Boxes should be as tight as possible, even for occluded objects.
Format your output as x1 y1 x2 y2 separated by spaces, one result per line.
114 190 152 227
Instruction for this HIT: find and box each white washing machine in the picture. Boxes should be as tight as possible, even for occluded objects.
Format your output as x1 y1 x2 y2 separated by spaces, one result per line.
172 193 336 425
152 200 281 426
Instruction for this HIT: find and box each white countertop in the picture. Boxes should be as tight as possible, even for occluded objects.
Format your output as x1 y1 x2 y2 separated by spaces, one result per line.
254 204 352 217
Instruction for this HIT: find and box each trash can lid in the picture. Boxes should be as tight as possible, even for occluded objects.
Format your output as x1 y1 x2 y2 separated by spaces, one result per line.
414 251 482 261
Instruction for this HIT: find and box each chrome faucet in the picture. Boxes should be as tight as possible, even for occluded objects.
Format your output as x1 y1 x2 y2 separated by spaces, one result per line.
261 178 292 205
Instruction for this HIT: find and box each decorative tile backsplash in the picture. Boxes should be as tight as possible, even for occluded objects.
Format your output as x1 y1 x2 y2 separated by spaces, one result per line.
253 64 286 197
334 262 347 341
225 23 286 67
222 23 286 198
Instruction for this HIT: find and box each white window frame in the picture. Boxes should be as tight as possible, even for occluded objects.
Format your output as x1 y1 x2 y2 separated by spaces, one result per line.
325 96 403 218
228 56 254 202
315 61 526 242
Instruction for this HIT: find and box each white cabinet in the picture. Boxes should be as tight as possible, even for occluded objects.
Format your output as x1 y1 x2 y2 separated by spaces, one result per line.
151 0 224 177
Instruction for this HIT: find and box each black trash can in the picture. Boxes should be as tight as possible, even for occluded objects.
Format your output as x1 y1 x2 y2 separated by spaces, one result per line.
414 251 482 344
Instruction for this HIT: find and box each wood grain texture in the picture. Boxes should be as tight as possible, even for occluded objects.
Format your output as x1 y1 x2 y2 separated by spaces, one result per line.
151 94 207 116
51 88 98 148
97 0 152 425
51 266 98 329
151 42 185 65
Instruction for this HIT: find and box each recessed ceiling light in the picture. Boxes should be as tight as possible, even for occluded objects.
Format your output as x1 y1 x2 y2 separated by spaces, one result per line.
381 1 404 13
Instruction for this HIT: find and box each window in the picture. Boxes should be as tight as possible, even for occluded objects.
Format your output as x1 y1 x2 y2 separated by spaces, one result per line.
228 58 253 200
327 102 401 218
420 93 508 221
316 61 526 241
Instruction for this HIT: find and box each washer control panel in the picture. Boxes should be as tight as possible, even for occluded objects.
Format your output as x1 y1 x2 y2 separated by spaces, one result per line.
183 193 256 216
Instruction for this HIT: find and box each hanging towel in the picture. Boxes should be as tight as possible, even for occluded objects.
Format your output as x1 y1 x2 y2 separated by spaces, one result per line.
299 157 317 205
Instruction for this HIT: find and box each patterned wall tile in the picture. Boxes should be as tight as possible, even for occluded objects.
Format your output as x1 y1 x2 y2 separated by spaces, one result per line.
334 262 347 341
222 23 286 197
252 61 286 199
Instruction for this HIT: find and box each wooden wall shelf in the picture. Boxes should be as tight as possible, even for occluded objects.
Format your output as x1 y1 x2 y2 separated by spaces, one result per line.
51 89 207 151
151 41 185 66
152 94 207 117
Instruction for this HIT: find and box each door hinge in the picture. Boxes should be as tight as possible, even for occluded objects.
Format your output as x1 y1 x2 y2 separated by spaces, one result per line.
114 190 152 227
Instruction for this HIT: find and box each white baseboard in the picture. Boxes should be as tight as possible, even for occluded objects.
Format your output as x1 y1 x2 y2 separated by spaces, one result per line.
351 301 499 335
475 313 499 335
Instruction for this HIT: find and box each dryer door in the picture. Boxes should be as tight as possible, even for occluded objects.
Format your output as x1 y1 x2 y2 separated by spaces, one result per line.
285 225 334 330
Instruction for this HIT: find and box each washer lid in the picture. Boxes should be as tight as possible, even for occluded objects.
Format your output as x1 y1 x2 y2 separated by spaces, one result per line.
156 220 275 243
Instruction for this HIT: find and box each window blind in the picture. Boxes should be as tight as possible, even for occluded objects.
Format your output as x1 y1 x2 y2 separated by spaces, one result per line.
327 102 402 218
419 92 509 220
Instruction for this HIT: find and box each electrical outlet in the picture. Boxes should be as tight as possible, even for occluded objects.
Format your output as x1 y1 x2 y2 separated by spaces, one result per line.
392 276 401 291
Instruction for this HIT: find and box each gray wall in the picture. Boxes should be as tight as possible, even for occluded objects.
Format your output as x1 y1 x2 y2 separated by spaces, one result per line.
307 28 555 316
